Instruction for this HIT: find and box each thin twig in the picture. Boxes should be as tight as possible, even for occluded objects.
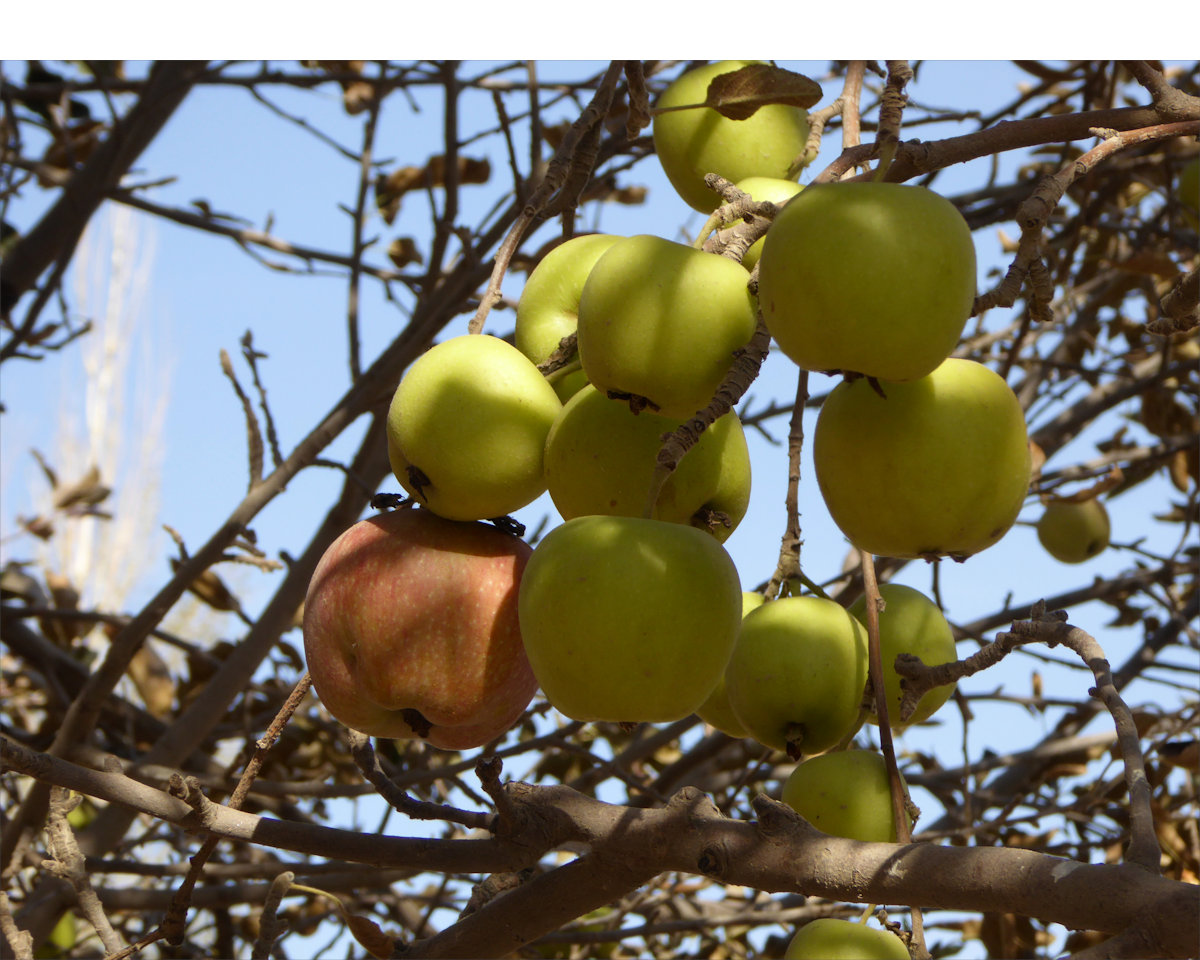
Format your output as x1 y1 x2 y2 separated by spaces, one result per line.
763 370 809 601
346 730 493 830
469 61 623 334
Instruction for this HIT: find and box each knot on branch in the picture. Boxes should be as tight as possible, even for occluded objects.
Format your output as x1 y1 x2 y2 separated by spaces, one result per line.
697 843 730 879
167 773 219 830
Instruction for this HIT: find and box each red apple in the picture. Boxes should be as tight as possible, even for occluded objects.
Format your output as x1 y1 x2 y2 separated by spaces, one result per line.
302 507 538 750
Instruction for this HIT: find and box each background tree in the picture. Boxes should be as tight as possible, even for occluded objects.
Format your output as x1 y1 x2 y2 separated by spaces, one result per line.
1 60 1197 959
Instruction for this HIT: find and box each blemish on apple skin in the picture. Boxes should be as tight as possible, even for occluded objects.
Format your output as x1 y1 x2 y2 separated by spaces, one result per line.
406 465 432 501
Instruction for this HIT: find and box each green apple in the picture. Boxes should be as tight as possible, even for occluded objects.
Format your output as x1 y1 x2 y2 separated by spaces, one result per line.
1036 498 1111 564
543 384 752 541
576 234 757 420
724 596 868 758
518 515 742 723
729 176 803 271
653 60 810 213
757 182 976 382
813 358 1032 560
302 508 538 750
387 334 562 521
849 584 958 728
784 919 910 960
34 912 77 959
696 591 764 736
782 749 908 843
515 233 621 402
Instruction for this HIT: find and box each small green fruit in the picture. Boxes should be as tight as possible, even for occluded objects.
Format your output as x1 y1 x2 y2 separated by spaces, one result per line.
758 182 976 382
33 912 77 959
653 60 810 213
784 918 910 960
1036 498 1111 564
725 596 868 758
386 335 562 521
577 234 758 420
544 384 751 541
696 591 765 737
781 749 908 843
848 584 958 728
515 234 621 402
518 516 743 723
813 358 1032 560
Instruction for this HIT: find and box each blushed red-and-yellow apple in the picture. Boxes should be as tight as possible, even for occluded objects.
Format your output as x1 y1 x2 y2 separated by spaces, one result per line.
849 584 958 727
696 591 764 737
543 384 751 541
784 919 909 960
724 596 868 758
653 60 810 212
517 515 742 723
813 358 1032 560
781 749 908 843
576 234 757 420
302 508 538 751
515 234 621 402
1036 497 1111 564
386 334 561 521
758 182 976 382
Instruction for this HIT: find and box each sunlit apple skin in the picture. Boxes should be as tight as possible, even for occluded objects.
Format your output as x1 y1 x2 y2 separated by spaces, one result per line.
696 591 764 736
1036 498 1111 564
302 509 538 751
784 919 910 960
729 176 803 272
813 358 1032 560
849 584 958 728
725 596 868 758
517 515 742 723
758 182 976 382
386 335 562 521
781 749 907 843
653 60 809 213
576 234 757 419
544 384 751 541
515 234 621 403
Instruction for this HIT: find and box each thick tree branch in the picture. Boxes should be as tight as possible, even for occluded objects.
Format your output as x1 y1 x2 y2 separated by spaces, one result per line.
6 740 1197 958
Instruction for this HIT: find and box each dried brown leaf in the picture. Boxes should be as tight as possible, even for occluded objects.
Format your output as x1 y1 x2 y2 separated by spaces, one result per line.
128 644 175 718
376 156 491 224
52 465 111 510
1141 387 1198 437
345 914 394 959
1169 448 1192 492
387 237 423 268
172 559 244 616
20 514 54 540
704 64 822 121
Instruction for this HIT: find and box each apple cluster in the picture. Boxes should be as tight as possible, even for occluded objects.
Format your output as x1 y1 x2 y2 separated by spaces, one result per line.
301 61 1027 774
